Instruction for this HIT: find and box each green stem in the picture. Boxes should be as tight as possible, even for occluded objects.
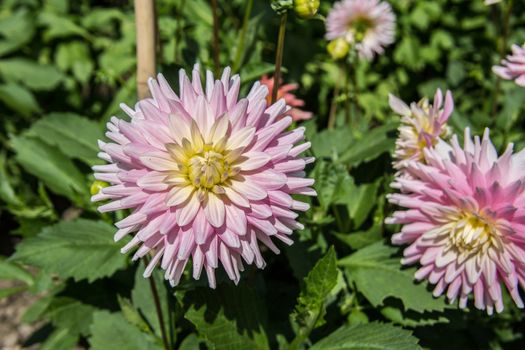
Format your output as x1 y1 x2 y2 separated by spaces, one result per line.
328 65 343 129
271 12 288 104
351 53 360 125
211 0 221 76
287 305 323 350
491 0 513 118
143 257 170 350
232 0 254 72
344 61 351 125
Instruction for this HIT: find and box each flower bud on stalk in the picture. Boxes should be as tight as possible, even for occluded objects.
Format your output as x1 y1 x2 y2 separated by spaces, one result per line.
271 0 293 14
327 38 350 60
293 0 320 19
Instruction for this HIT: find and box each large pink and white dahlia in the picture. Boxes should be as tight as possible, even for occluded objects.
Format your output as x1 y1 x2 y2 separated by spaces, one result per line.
92 65 315 288
325 0 396 60
389 89 453 172
493 44 525 87
387 129 525 314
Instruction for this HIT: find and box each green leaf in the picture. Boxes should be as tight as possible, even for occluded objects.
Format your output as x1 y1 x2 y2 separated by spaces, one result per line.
40 328 79 350
310 128 354 159
0 152 22 206
12 219 127 282
0 9 36 56
132 264 175 340
11 135 87 203
310 322 422 350
380 306 449 327
89 311 162 350
26 113 103 164
313 160 354 211
0 286 27 299
0 58 64 90
45 298 97 336
338 124 396 166
184 283 270 350
38 12 89 41
118 295 152 334
333 225 382 250
55 41 94 83
345 180 381 228
339 242 448 313
0 83 40 117
294 246 338 328
0 258 34 286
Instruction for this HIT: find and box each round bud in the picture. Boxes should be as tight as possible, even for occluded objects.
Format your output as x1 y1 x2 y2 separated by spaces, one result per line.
90 180 109 196
293 0 320 19
327 38 350 60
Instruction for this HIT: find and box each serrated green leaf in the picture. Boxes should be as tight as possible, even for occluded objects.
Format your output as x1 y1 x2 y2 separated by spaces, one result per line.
55 41 94 83
294 246 338 328
118 295 152 334
345 180 381 228
26 113 103 164
0 83 40 117
184 283 270 350
11 135 87 203
310 322 422 350
0 257 34 286
380 306 449 328
310 128 353 159
89 311 162 350
12 219 127 283
45 297 97 336
39 12 89 41
339 241 448 313
0 58 64 90
0 152 22 206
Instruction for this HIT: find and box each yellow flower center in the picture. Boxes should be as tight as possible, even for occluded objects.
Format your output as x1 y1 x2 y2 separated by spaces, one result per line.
350 16 373 42
188 150 230 189
449 213 496 254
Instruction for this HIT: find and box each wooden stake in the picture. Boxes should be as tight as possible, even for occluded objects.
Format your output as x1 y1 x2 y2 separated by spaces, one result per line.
135 0 157 99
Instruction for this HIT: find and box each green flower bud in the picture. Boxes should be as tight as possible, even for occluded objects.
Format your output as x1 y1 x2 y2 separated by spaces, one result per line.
271 0 293 15
90 180 109 196
293 0 320 19
327 38 350 60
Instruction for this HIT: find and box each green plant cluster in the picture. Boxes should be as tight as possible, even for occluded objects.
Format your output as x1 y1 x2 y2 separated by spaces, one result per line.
1 0 525 349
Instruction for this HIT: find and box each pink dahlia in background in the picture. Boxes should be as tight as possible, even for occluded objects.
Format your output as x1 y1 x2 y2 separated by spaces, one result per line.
493 44 525 86
387 128 525 314
325 0 396 60
92 65 315 288
259 75 313 122
389 89 453 172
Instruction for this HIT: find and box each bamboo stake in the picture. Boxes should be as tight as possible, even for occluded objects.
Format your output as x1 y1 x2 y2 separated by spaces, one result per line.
135 0 157 99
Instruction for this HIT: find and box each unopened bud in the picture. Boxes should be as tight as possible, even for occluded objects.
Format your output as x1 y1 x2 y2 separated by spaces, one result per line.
294 0 320 19
90 180 109 196
271 0 293 15
327 38 350 60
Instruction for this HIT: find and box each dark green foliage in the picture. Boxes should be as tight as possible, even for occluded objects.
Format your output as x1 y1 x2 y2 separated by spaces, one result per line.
1 0 525 349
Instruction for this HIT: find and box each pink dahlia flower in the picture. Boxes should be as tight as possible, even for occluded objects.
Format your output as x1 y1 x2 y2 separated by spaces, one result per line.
92 65 315 288
325 0 396 60
387 128 525 314
389 89 453 172
259 75 313 122
493 44 525 86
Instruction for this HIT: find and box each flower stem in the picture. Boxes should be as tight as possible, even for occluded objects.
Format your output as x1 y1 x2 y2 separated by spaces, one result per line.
211 0 221 77
271 12 288 104
286 305 323 350
351 53 360 125
232 0 254 72
327 74 342 129
491 0 513 118
142 257 170 350
134 0 157 99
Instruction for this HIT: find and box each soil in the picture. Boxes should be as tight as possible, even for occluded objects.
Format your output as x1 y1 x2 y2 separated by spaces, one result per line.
0 280 41 350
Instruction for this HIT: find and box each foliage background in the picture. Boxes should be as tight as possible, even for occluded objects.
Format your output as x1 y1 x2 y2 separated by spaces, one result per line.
1 0 525 349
